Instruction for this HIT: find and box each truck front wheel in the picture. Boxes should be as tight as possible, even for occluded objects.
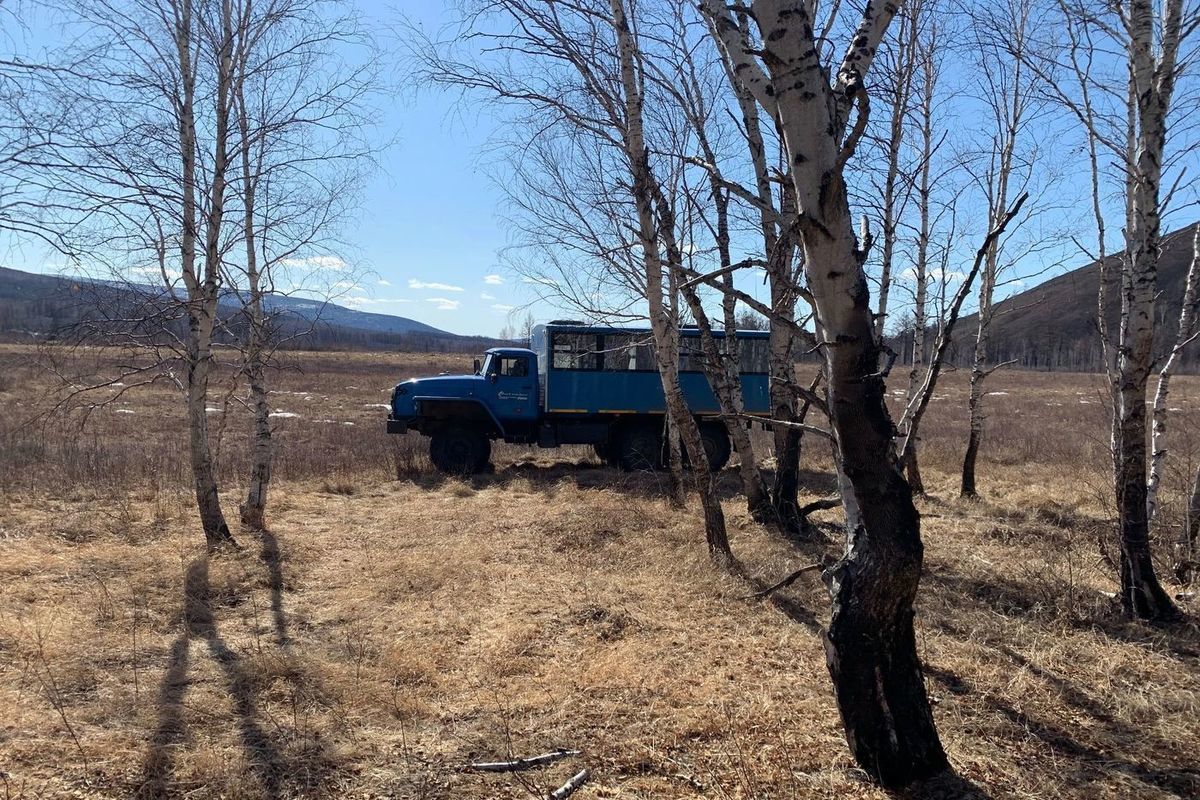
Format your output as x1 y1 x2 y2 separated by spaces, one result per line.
430 427 490 475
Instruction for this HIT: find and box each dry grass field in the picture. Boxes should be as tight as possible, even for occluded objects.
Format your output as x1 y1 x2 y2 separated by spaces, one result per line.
1 343 1199 799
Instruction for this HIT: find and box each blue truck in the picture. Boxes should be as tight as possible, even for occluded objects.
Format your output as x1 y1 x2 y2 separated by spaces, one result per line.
387 322 771 474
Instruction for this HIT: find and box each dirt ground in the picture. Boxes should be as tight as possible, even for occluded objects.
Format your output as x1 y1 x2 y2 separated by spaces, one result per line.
1 344 1198 799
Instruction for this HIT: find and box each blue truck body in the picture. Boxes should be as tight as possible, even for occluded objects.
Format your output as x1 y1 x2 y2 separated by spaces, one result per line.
387 322 770 474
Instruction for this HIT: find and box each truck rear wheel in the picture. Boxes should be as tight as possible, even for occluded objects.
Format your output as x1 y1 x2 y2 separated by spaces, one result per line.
430 426 490 475
593 441 619 466
698 422 731 472
618 425 664 471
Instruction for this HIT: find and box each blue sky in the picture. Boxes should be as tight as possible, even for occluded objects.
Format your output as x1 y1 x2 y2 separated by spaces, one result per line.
297 0 537 334
3 0 1197 338
2 0 545 337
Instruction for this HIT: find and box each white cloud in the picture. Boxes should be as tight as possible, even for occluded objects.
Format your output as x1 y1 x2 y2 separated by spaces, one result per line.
480 292 496 300
282 255 348 271
343 296 413 306
128 266 181 282
933 268 966 284
409 279 464 292
426 297 461 310
377 278 391 286
491 303 515 312
897 267 966 285
484 274 504 285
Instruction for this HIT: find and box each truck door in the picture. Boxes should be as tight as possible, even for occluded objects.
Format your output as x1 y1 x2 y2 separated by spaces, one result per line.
485 354 538 422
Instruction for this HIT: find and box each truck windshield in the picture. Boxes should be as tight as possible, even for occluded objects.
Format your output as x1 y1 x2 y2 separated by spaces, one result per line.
479 353 494 375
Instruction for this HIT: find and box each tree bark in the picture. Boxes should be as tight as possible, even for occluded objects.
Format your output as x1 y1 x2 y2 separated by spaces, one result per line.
233 38 273 532
612 0 729 560
176 0 235 550
1147 228 1200 521
1111 0 1182 621
704 0 949 784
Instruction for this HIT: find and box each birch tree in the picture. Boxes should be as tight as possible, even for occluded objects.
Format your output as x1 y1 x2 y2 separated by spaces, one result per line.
701 0 951 785
1105 0 1193 620
226 0 375 530
959 0 1045 499
27 0 244 549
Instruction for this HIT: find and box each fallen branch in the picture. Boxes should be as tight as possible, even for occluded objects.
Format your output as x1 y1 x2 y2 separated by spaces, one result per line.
463 749 580 773
744 562 824 600
548 768 590 799
798 497 840 516
734 413 834 440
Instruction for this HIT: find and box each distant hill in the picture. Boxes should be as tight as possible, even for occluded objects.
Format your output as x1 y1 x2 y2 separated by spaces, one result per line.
894 222 1200 373
0 266 502 353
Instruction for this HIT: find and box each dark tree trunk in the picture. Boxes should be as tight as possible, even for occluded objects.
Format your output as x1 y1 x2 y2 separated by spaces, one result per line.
803 190 948 786
820 324 947 784
960 427 981 498
1115 389 1179 619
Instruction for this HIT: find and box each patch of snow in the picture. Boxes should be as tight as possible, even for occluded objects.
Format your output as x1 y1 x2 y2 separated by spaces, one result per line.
1169 407 1183 412
988 391 1009 396
114 409 136 414
342 421 355 426
1079 400 1092 404
365 403 390 409
269 411 300 419
205 407 220 413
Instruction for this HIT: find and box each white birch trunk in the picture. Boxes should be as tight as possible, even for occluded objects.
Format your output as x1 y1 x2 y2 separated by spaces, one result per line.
702 0 949 784
175 0 234 549
1111 0 1184 620
1146 228 1200 521
611 0 729 557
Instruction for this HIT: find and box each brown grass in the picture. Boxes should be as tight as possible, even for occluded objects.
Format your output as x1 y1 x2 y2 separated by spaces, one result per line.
1 344 1199 799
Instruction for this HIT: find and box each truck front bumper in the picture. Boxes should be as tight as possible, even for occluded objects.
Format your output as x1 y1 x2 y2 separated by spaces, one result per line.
386 417 409 435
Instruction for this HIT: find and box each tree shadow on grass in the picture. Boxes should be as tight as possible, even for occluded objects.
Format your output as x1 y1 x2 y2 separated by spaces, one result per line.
924 661 1200 797
259 529 289 647
925 566 1199 659
918 563 1200 796
138 557 283 798
138 530 335 798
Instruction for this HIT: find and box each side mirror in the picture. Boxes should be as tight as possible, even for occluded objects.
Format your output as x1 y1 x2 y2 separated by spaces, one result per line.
489 373 498 384
473 358 481 375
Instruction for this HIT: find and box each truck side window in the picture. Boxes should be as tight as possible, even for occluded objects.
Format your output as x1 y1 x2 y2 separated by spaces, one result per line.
602 334 650 370
492 357 528 377
551 333 598 370
738 337 769 374
679 336 706 372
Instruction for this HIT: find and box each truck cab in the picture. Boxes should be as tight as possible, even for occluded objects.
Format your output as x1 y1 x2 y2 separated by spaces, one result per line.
388 347 540 473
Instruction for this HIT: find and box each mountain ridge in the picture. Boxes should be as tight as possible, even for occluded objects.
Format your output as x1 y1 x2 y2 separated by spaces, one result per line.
0 265 502 352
